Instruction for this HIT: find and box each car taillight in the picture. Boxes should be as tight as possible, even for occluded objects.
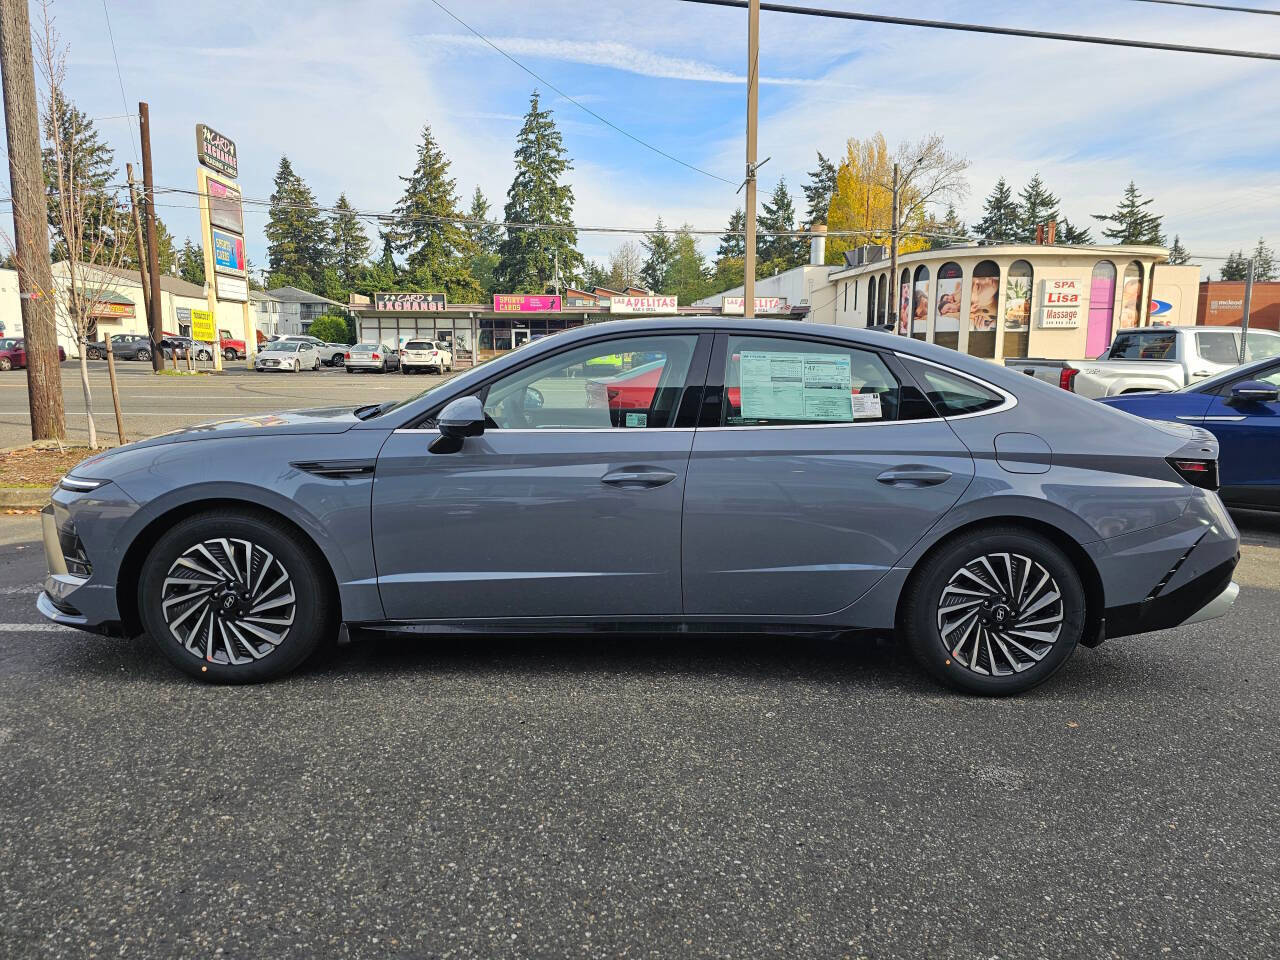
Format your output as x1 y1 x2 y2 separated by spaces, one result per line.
1058 367 1079 391
345 352 351 360
1167 457 1219 491
372 353 380 360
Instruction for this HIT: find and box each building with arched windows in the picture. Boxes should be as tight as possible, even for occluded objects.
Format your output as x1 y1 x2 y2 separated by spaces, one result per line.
825 243 1201 362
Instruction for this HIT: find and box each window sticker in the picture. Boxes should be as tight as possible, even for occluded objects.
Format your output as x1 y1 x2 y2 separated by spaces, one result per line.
850 393 882 419
624 412 648 428
739 351 854 422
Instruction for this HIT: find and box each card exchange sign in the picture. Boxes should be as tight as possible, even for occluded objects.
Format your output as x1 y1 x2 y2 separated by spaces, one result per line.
196 124 238 179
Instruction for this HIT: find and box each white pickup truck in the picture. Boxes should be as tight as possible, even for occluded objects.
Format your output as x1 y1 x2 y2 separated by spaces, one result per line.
1005 326 1280 398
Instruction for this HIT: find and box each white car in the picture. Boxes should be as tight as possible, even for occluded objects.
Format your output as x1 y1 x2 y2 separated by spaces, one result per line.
400 339 452 374
254 340 320 372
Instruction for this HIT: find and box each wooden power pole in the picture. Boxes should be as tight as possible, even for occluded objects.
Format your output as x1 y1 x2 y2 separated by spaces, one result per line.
889 162 900 330
0 0 65 439
743 0 759 319
138 101 165 371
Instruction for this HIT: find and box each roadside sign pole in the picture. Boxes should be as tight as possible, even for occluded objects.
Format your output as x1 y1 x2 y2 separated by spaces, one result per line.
103 332 126 444
138 102 165 371
743 0 759 319
196 168 223 372
1239 258 1254 364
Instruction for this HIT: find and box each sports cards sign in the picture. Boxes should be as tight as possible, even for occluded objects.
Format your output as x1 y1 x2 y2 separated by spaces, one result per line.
211 228 246 275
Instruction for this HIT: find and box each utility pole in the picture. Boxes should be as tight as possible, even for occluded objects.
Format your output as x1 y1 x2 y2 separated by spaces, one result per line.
743 0 759 319
138 102 165 371
889 162 900 330
1239 257 1255 364
125 163 153 329
0 0 64 440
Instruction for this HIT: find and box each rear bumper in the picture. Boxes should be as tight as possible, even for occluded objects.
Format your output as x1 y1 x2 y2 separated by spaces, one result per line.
1103 556 1239 639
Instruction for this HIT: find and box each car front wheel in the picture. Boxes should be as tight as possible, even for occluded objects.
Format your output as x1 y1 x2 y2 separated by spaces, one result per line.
138 509 334 683
0 357 10 371
901 527 1085 696
136 348 151 362
224 347 237 361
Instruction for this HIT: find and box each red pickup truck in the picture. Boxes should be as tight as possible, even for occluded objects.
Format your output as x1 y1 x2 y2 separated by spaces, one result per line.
218 328 267 360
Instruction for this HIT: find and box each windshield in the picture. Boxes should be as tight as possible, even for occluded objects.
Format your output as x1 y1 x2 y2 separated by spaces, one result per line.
263 342 299 352
0 339 18 350
365 355 503 420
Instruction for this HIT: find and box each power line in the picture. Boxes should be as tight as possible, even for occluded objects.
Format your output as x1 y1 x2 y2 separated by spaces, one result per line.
99 0 139 165
1120 0 1280 15
424 0 737 185
674 0 1280 61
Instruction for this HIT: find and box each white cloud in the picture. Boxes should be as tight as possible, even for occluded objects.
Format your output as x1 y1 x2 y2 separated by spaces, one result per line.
417 33 855 88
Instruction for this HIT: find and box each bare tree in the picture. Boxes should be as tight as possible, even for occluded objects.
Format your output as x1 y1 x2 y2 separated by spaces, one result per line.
2 1 132 449
606 241 644 290
895 133 971 231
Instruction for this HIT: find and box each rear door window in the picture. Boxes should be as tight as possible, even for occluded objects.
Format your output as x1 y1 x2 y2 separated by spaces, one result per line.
1196 331 1240 365
1244 333 1280 362
719 335 901 425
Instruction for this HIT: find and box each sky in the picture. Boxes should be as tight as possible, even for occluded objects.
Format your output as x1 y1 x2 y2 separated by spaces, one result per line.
12 0 1280 280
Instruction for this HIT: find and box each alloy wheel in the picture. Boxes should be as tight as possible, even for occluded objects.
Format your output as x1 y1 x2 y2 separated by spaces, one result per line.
160 537 297 665
936 552 1064 677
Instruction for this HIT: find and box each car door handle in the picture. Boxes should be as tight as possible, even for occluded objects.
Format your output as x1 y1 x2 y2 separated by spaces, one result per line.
601 467 678 489
876 465 952 487
1192 370 1213 378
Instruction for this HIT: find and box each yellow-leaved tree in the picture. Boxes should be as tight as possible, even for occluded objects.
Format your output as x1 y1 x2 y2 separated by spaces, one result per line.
825 133 970 265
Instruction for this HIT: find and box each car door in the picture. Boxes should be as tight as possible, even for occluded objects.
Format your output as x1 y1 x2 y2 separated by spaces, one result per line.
371 331 708 621
1197 360 1280 507
1192 330 1241 381
681 333 975 618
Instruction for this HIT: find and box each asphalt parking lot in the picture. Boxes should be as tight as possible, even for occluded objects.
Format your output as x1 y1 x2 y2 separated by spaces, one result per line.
0 359 446 448
1 493 1278 957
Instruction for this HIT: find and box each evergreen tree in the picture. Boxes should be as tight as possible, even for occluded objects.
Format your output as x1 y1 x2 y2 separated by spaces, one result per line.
1014 174 1060 242
665 226 710 303
1251 237 1276 282
41 89 119 260
1092 181 1165 245
466 186 502 254
581 260 611 290
924 204 966 248
802 151 837 226
119 216 176 275
264 156 328 289
1220 250 1248 282
386 124 480 301
176 239 205 285
328 194 369 291
973 178 1020 242
640 218 676 292
1058 218 1093 245
717 208 746 259
759 178 802 266
1167 234 1189 265
494 91 583 293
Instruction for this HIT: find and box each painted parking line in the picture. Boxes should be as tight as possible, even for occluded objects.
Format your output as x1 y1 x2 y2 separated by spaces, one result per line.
0 622 76 632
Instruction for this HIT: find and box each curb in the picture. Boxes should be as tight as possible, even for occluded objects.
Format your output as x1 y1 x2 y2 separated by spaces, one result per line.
0 487 49 508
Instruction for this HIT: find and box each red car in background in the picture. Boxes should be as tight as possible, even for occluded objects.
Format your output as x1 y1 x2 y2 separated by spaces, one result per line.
0 337 66 371
585 358 668 412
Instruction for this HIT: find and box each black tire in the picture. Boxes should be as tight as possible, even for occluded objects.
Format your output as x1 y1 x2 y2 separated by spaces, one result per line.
346 366 355 374
901 526 1085 696
136 348 151 362
87 348 104 360
332 354 344 367
0 357 10 371
138 509 335 683
198 350 211 361
224 347 237 361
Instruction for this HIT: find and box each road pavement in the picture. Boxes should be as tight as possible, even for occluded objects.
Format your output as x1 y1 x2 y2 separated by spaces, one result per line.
0 360 446 448
1 510 1278 958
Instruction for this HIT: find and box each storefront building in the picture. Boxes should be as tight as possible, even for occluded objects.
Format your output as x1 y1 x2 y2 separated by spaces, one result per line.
826 244 1199 361
1197 280 1280 332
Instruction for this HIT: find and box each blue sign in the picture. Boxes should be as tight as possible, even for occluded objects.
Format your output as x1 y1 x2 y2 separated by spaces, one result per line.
211 228 245 275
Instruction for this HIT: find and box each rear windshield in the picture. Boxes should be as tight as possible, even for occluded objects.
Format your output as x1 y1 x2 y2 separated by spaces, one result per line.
350 344 377 352
1108 331 1177 360
405 341 431 350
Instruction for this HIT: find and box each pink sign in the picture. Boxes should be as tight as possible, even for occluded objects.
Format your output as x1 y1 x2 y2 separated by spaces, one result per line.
493 294 562 312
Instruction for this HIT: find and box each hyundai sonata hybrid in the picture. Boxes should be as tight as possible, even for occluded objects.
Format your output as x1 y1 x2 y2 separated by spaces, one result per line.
38 318 1240 695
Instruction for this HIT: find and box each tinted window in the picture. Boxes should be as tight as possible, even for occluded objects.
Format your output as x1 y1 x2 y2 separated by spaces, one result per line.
484 335 697 430
405 341 430 351
1244 333 1280 362
913 365 1004 417
720 336 901 426
1108 331 1177 360
1196 331 1239 365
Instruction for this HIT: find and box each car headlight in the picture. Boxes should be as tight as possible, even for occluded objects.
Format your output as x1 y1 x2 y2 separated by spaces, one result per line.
59 476 106 493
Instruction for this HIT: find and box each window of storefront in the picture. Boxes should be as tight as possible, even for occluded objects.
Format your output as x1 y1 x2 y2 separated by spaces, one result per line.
866 275 877 327
877 274 888 325
1121 261 1144 329
1087 261 1117 358
898 268 910 336
934 262 962 350
910 265 930 341
967 260 1000 358
1004 260 1033 359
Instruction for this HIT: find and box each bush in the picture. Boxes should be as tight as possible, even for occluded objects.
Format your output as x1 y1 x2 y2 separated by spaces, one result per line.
307 314 350 345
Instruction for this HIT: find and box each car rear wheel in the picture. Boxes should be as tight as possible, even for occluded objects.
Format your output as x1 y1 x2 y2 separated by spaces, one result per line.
138 510 334 683
901 527 1085 696
332 355 344 367
224 347 237 361
87 348 103 360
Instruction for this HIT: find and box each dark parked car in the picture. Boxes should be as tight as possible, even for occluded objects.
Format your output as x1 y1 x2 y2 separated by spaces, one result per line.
39 318 1239 694
85 333 153 362
0 337 66 370
160 336 213 361
1100 355 1280 511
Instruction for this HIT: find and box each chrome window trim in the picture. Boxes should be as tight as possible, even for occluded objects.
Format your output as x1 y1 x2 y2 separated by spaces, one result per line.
392 427 697 435
894 352 1019 419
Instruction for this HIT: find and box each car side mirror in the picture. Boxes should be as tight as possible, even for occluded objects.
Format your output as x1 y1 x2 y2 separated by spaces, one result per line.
430 395 485 454
1230 380 1280 404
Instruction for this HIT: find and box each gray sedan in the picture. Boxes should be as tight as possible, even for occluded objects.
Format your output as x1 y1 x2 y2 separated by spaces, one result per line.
343 342 400 373
37 318 1239 694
